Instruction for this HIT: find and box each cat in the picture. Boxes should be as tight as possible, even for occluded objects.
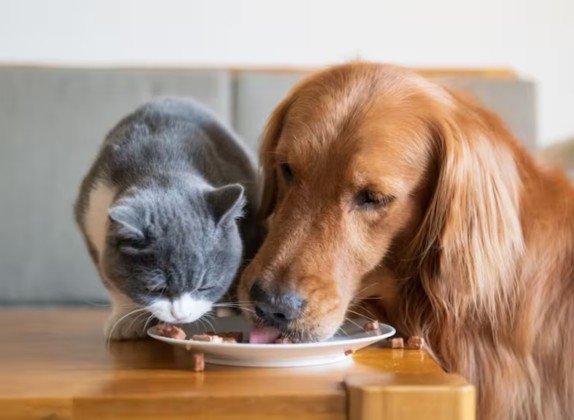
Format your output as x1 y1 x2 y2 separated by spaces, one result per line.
75 97 262 340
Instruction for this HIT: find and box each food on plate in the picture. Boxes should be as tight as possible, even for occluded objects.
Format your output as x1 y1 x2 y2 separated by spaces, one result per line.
406 336 425 349
191 334 224 343
156 323 186 340
344 349 354 356
363 320 380 331
274 337 293 344
206 331 244 343
156 325 245 344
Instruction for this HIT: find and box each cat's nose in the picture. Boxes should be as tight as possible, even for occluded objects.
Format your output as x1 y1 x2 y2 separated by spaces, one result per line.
170 307 187 322
249 281 306 327
170 298 191 322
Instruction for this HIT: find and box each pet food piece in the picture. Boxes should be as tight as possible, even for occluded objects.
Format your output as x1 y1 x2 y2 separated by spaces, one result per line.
191 334 224 343
193 353 205 372
406 336 425 349
344 349 354 356
220 332 244 342
204 331 243 343
363 320 380 331
390 337 404 348
274 337 293 344
226 332 244 342
156 323 186 340
205 331 244 342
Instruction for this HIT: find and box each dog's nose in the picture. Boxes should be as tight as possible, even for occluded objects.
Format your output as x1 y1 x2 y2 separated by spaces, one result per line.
249 281 305 327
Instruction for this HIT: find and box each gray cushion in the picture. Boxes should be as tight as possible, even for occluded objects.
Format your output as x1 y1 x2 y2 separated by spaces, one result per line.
233 72 305 154
0 68 232 304
440 77 538 149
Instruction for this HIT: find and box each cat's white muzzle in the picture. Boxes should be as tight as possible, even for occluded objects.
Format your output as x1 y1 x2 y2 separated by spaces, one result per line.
147 293 212 324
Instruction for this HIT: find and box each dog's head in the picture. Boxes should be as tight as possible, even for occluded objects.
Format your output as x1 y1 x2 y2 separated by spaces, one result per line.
239 63 523 342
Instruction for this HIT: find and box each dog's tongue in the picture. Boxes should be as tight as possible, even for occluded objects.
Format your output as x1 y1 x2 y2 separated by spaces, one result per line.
249 326 281 344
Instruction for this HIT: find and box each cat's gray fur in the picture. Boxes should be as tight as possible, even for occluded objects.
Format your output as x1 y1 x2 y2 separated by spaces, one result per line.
75 97 262 339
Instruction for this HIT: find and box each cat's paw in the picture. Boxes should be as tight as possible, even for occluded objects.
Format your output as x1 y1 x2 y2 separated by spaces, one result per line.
104 310 150 340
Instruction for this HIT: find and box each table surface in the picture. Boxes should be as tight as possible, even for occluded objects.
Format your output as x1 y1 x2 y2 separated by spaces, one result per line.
0 309 475 420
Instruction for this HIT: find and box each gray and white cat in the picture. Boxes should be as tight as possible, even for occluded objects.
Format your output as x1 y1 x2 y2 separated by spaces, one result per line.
75 97 262 340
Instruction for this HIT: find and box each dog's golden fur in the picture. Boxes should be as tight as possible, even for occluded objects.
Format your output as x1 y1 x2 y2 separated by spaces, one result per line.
238 62 574 419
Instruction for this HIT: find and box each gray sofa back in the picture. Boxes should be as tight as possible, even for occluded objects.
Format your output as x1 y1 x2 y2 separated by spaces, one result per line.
0 66 537 304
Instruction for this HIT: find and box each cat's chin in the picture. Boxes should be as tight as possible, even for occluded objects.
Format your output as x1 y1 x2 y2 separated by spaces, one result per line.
147 293 213 324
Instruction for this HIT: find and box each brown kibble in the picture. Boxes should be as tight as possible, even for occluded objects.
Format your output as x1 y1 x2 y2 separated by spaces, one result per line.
222 332 243 342
156 323 186 340
391 337 404 348
193 353 205 372
363 320 380 331
344 349 354 356
406 336 425 349
222 337 237 343
205 331 243 342
274 337 293 344
191 334 224 343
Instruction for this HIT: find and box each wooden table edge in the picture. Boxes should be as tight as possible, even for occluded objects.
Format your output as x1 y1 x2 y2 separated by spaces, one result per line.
345 372 476 420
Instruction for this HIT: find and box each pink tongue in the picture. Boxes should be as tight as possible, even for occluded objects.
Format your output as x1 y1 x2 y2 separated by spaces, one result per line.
249 326 282 344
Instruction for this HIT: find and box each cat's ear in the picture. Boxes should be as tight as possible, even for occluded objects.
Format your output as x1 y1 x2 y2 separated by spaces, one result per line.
108 205 148 253
206 184 245 226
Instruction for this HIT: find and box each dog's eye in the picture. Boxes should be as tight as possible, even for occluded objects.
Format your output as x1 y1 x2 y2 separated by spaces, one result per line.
280 163 295 183
355 189 395 209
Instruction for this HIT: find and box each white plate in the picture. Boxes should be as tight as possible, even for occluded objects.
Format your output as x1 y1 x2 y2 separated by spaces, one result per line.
148 315 395 367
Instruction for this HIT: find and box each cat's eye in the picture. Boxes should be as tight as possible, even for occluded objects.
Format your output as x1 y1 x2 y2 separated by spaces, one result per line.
280 163 295 183
355 189 395 210
197 285 216 293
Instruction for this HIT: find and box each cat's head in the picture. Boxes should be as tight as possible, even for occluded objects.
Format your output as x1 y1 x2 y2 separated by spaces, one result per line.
102 183 245 323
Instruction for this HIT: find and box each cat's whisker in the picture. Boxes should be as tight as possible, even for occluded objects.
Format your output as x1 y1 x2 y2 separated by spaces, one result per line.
352 303 379 321
346 308 373 321
335 324 350 338
355 283 378 298
213 302 254 308
131 309 154 332
143 312 157 332
202 316 216 333
215 301 253 305
213 303 255 314
106 308 148 346
195 317 207 332
342 316 364 333
127 311 147 332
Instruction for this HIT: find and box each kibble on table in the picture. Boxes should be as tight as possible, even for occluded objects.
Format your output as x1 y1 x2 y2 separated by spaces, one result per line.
406 336 425 349
192 353 205 372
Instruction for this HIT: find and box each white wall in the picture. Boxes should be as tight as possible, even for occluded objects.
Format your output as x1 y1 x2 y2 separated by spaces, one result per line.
1 0 573 145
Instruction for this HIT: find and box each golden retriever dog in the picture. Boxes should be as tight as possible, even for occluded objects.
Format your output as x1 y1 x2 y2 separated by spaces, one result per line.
238 62 574 419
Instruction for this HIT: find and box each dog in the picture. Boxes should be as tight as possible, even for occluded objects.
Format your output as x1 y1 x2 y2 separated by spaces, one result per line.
238 62 574 419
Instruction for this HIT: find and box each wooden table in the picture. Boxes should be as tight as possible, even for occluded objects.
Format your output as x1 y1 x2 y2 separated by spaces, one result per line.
0 309 475 419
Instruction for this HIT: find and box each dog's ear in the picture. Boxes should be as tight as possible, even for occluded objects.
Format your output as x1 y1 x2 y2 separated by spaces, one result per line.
405 95 524 321
258 94 294 220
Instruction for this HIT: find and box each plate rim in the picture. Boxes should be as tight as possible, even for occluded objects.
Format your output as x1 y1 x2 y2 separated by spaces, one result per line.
147 321 396 349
